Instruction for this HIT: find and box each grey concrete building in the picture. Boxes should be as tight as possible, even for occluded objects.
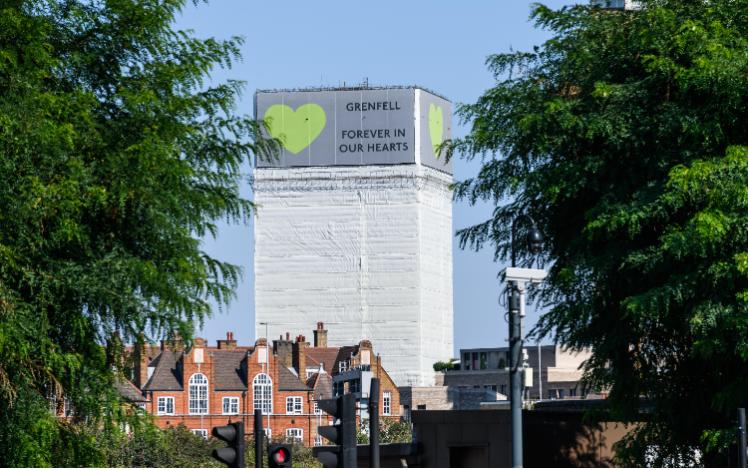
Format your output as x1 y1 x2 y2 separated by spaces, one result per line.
398 345 595 417
446 345 593 401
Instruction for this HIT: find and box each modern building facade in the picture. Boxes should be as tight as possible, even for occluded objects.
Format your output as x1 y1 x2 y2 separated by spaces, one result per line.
127 323 400 446
443 345 593 401
253 86 454 387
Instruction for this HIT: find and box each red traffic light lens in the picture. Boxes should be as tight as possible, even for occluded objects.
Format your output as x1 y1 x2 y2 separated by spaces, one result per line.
272 448 288 464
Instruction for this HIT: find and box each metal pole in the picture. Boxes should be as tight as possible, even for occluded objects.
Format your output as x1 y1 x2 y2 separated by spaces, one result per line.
342 393 358 468
236 421 246 468
369 379 381 468
739 408 747 468
254 409 263 468
509 281 523 468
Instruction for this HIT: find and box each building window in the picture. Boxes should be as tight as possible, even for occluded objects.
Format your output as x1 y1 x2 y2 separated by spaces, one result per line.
157 396 175 415
569 387 577 397
480 352 487 369
192 429 208 439
253 373 272 414
263 428 272 439
314 435 323 446
313 401 321 415
306 369 318 379
222 397 239 415
383 391 391 415
463 353 471 370
286 396 303 415
500 384 507 395
338 361 349 373
417 404 426 410
286 428 303 442
188 373 208 415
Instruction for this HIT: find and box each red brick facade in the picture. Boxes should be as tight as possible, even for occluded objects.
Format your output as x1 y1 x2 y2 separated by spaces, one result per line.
131 324 400 446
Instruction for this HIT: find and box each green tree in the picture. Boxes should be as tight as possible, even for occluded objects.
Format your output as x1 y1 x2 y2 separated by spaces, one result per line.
447 1 748 465
0 0 274 465
433 359 459 372
357 418 412 445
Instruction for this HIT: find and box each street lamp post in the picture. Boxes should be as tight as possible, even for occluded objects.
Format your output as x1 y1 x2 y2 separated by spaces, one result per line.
507 214 544 468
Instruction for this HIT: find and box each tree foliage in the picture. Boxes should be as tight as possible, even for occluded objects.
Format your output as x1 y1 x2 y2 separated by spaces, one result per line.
448 0 748 465
0 0 275 464
433 359 459 372
357 418 413 445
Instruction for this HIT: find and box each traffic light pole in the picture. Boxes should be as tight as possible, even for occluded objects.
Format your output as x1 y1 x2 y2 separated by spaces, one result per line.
369 378 380 468
255 408 263 468
509 281 523 468
341 393 357 468
236 422 246 469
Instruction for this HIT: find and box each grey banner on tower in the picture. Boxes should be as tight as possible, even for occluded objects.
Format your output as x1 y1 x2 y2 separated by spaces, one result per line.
254 87 452 174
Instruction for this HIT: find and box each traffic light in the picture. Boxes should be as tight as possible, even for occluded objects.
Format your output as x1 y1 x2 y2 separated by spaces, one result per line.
211 421 245 468
316 393 357 468
268 444 292 468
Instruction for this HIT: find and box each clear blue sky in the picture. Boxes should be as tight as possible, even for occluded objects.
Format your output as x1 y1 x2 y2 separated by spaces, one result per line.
177 0 571 355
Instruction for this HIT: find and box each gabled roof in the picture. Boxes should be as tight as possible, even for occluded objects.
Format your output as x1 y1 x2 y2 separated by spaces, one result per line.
277 365 312 391
212 350 247 391
143 351 183 391
305 347 340 372
308 371 333 400
115 377 147 403
305 345 360 374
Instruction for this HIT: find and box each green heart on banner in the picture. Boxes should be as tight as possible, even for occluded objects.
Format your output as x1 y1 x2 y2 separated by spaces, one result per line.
264 103 326 154
428 103 444 155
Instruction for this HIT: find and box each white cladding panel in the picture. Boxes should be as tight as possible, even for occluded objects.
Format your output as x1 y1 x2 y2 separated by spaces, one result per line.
254 165 453 386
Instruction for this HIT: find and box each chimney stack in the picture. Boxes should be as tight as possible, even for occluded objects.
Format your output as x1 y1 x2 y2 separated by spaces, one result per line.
293 335 309 378
133 333 149 388
273 333 293 368
217 331 237 350
314 322 328 348
161 333 184 352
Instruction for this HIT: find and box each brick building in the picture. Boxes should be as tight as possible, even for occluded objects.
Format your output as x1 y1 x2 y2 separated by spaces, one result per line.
128 322 400 446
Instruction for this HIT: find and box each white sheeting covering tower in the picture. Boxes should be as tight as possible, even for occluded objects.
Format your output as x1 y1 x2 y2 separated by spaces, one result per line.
253 87 454 386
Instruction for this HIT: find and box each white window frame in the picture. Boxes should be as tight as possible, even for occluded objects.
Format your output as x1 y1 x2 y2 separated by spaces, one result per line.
188 373 208 415
222 396 240 415
338 361 348 373
313 401 321 415
383 391 391 416
253 373 272 414
264 428 272 439
157 396 175 415
192 429 208 439
314 435 323 446
286 428 303 442
286 396 303 415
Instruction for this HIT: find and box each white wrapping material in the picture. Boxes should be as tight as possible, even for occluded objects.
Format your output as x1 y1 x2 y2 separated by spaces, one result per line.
254 165 453 386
